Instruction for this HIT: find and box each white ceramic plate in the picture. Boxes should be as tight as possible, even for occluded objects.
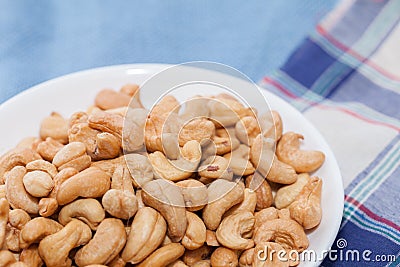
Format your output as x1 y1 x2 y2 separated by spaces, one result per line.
0 64 343 266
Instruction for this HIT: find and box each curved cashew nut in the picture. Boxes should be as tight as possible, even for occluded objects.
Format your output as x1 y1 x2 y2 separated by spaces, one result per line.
36 137 64 162
123 108 148 153
52 142 87 169
178 118 215 146
259 110 283 141
102 166 138 219
26 159 58 178
149 140 201 182
5 166 39 214
19 217 63 249
122 207 167 264
210 247 238 267
254 207 278 229
75 218 127 266
20 244 43 267
94 88 132 110
141 179 187 242
205 230 219 247
38 198 59 217
176 179 208 211
124 153 154 188
225 188 257 216
198 156 233 180
88 110 123 140
182 211 207 250
38 219 92 267
235 116 261 146
216 211 255 250
274 173 310 209
276 132 325 173
58 198 105 230
137 243 185 267
23 170 54 197
289 177 322 229
253 218 309 252
239 248 254 267
56 167 110 205
0 148 41 184
202 180 245 230
0 198 9 248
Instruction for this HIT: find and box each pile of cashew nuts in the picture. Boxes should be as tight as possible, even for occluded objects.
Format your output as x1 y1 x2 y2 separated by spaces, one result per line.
0 84 325 267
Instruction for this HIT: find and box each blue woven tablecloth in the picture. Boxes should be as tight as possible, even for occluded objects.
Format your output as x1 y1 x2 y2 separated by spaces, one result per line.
261 0 400 266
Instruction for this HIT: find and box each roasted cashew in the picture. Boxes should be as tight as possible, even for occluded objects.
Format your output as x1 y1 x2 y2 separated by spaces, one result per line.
216 211 255 250
36 137 64 162
210 247 238 267
205 230 220 247
0 250 17 266
259 110 283 141
137 243 185 267
102 166 138 219
276 132 325 173
198 156 232 180
5 223 21 252
254 207 278 229
245 173 273 211
0 198 9 248
223 152 255 177
88 110 123 140
239 248 254 267
22 170 54 197
202 180 245 230
52 142 91 172
208 95 251 127
182 211 206 250
95 88 132 110
56 167 110 205
26 159 58 178
141 179 187 242
180 95 210 121
0 148 41 185
58 198 105 230
19 217 63 249
122 207 167 264
149 140 201 182
120 83 142 106
124 153 154 187
289 177 322 229
267 158 297 184
192 260 211 267
182 245 212 266
38 219 92 267
5 166 39 214
225 188 257 216
40 112 69 144
176 179 208 211
178 118 215 146
253 218 309 252
235 116 261 146
75 218 127 266
38 198 58 217
20 244 43 267
123 108 148 153
8 209 30 230
274 173 310 209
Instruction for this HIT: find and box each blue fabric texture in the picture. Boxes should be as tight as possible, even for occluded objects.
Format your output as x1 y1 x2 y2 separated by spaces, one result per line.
0 0 337 103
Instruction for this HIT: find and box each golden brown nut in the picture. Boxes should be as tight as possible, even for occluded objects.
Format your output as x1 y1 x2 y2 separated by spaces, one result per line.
210 247 238 267
20 217 63 249
182 211 206 250
182 245 212 266
137 243 185 267
245 173 273 211
40 112 69 144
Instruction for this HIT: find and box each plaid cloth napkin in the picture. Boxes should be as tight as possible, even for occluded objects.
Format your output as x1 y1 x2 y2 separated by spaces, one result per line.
260 0 400 266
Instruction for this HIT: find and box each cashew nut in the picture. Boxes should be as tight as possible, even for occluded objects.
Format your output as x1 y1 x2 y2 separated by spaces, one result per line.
0 198 9 248
245 173 273 211
58 198 105 230
202 180 244 230
205 230 220 247
40 112 69 144
122 207 167 264
253 218 309 252
36 137 64 162
198 156 232 180
216 211 255 250
95 88 132 110
254 207 278 229
0 148 41 184
137 243 185 267
102 167 138 219
38 198 58 217
274 173 310 209
182 245 212 266
176 179 208 211
289 177 322 229
22 171 54 197
123 108 147 153
19 217 63 249
182 211 206 250
26 159 58 178
239 248 254 267
225 188 257 216
141 179 187 242
210 247 238 267
75 218 127 266
8 209 30 230
38 219 92 267
20 244 43 267
5 166 39 214
124 153 154 187
276 132 325 173
52 142 91 172
56 167 110 205
235 116 261 146
0 250 17 266
259 110 283 141
178 118 215 146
